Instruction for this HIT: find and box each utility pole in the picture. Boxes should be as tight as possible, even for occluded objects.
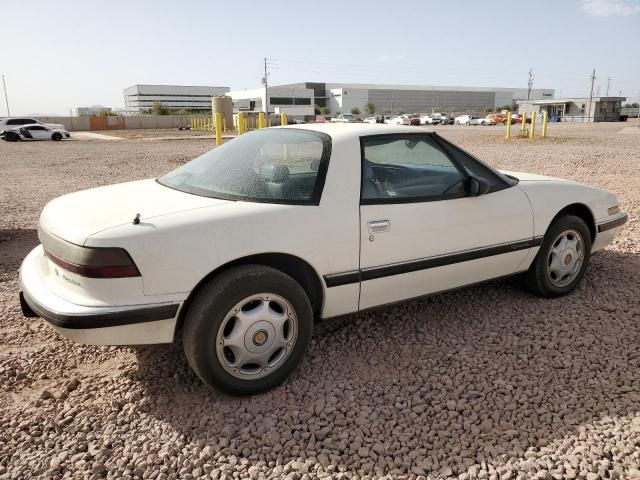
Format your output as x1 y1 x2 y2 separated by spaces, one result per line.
587 68 596 122
263 58 268 115
527 68 534 100
606 77 611 96
2 75 10 117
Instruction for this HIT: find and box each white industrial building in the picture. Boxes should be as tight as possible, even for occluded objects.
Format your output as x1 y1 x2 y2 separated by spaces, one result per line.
228 82 554 120
124 84 229 113
74 105 112 116
516 96 626 122
227 85 315 117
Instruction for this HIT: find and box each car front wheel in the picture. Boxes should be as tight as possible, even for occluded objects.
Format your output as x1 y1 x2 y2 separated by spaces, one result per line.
521 215 591 297
52 132 62 141
182 264 313 395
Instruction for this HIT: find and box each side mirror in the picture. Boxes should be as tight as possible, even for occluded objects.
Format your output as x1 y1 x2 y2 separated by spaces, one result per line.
468 176 491 196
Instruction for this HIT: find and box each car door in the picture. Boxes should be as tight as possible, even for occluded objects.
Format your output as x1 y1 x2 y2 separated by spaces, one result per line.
27 126 49 139
358 133 533 309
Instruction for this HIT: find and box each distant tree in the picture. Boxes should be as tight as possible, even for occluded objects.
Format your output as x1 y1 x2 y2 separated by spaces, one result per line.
351 107 361 115
496 104 512 111
364 102 376 115
624 102 639 108
319 106 331 115
510 101 518 111
484 107 493 112
151 101 170 115
98 110 116 117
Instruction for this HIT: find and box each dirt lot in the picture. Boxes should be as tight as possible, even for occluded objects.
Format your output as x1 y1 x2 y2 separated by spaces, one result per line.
1 123 639 480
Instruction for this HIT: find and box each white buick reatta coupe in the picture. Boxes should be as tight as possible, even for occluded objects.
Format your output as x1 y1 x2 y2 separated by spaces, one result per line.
19 124 627 394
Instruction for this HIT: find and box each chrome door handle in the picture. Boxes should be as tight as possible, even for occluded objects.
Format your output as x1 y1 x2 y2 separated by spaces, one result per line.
368 219 390 233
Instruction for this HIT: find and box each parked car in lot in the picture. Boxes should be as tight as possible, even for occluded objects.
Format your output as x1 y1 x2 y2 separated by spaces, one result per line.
469 116 496 126
1 124 71 141
454 114 472 125
438 114 455 125
363 116 379 124
385 115 411 125
512 114 532 124
19 124 627 395
330 114 357 123
420 114 440 125
485 113 508 125
408 115 421 126
0 117 65 134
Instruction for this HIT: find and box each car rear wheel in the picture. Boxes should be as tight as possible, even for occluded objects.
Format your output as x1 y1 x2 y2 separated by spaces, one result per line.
3 131 19 141
465 121 470 126
521 215 591 297
52 132 62 141
182 264 313 395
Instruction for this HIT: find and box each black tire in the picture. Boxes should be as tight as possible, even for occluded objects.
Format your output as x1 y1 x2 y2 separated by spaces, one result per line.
521 215 592 297
465 121 470 126
4 131 19 142
182 265 313 395
51 132 62 141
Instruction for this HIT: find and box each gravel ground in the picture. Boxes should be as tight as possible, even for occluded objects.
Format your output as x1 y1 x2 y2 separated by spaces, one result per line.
1 123 639 480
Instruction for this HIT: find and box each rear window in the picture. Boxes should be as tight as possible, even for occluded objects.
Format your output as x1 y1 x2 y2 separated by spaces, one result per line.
158 129 331 205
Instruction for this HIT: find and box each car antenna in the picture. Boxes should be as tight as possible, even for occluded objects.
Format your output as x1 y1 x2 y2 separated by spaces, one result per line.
133 213 141 225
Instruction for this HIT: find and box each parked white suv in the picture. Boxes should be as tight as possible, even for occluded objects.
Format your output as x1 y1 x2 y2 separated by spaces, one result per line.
0 117 65 134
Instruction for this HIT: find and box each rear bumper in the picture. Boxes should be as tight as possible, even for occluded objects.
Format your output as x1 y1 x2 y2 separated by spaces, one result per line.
19 247 179 345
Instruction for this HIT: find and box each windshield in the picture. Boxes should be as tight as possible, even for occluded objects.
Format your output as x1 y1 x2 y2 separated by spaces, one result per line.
158 128 331 205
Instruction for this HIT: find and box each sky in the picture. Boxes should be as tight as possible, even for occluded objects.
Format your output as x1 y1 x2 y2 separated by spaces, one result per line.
1 0 639 115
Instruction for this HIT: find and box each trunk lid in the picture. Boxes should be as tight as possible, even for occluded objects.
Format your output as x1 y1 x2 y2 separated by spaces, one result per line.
40 179 231 245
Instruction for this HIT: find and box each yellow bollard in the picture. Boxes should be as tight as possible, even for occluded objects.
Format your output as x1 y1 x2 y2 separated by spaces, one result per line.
190 118 194 130
215 113 223 146
505 112 512 140
542 111 548 138
222 118 226 131
529 112 536 139
281 113 288 126
520 112 527 137
258 112 266 129
268 117 272 127
237 112 245 134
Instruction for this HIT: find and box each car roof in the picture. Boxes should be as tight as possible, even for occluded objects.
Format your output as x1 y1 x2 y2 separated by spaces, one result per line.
280 123 430 140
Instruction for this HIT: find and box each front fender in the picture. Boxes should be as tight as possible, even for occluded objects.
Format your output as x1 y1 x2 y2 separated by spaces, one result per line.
516 180 616 237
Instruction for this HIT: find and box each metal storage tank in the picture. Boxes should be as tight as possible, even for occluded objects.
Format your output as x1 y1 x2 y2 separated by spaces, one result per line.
212 95 234 129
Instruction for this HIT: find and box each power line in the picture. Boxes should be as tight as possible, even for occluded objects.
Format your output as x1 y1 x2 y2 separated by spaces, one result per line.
606 76 611 96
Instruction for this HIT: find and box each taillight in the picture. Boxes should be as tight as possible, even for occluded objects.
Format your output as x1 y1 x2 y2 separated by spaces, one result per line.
45 249 140 278
39 227 140 279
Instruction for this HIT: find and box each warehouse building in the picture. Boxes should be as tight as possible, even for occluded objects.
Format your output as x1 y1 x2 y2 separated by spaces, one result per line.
124 84 229 113
229 82 554 119
516 96 626 122
227 85 316 117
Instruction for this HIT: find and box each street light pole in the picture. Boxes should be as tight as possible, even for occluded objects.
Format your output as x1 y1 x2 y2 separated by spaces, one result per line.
2 75 10 117
263 58 268 116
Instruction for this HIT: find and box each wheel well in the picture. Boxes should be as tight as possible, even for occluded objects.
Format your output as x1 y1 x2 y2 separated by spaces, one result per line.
174 253 324 337
551 203 596 241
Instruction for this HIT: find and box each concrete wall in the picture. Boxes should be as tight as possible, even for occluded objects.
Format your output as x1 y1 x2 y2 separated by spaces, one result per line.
36 115 213 131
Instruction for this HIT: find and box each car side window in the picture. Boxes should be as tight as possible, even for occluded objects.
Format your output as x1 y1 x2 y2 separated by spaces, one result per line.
29 126 46 130
7 119 23 125
361 135 467 203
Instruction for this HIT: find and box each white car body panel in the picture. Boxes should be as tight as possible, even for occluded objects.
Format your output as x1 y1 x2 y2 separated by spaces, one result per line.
359 186 533 308
19 124 625 345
